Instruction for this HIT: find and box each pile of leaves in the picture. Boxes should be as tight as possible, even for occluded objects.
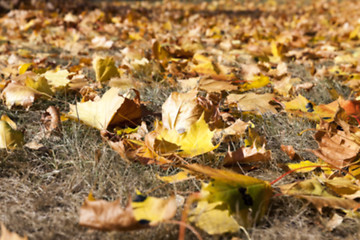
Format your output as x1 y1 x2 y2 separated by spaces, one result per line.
2 0 360 239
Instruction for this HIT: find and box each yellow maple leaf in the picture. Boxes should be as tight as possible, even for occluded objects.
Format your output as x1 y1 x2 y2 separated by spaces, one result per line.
283 94 339 121
287 160 332 174
0 115 24 149
132 191 177 225
155 113 218 157
18 63 32 75
92 56 120 84
240 74 270 92
157 171 193 183
188 201 240 235
66 88 141 130
184 164 273 228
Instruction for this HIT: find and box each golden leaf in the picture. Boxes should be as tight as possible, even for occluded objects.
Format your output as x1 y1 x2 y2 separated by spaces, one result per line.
92 56 120 84
0 115 24 149
67 88 141 130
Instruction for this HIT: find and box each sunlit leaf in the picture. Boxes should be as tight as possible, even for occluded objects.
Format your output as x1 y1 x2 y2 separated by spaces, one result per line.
79 193 176 231
154 113 218 157
184 164 273 227
0 115 24 149
161 91 203 132
188 201 240 235
157 171 193 184
43 69 71 89
226 92 278 115
0 224 27 240
240 74 270 92
132 191 177 225
92 56 120 84
66 88 142 130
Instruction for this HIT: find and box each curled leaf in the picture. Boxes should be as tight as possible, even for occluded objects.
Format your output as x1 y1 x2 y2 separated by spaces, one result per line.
0 115 24 149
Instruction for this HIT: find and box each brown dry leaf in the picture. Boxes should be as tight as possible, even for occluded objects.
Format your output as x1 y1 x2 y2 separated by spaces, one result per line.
279 178 360 213
161 91 203 132
281 145 297 160
41 106 61 133
214 119 250 140
240 63 261 80
79 199 143 231
223 144 271 165
178 77 200 92
300 195 359 213
294 82 314 92
272 76 301 97
100 130 171 165
226 92 278 115
312 121 360 168
0 224 27 240
198 78 237 93
79 193 177 231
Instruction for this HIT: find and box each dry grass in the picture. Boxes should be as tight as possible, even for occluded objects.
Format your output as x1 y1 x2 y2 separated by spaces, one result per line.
1 71 359 240
1 1 360 240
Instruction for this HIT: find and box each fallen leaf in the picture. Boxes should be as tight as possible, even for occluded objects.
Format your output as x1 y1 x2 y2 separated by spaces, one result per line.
279 178 360 213
0 115 24 149
43 69 71 89
188 201 240 235
198 78 238 93
157 171 193 184
326 213 343 231
214 119 250 140
280 145 297 160
41 106 61 133
1 74 53 109
240 74 270 92
287 160 332 174
79 193 176 231
226 92 278 115
131 191 177 226
154 113 218 157
79 198 142 231
92 56 120 84
1 82 36 109
161 91 203 133
184 164 273 227
223 144 271 165
0 224 27 240
283 95 340 121
272 76 301 97
312 121 360 168
66 88 142 130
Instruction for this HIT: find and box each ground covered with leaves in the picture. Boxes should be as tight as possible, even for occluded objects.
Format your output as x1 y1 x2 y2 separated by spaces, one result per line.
1 0 360 239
